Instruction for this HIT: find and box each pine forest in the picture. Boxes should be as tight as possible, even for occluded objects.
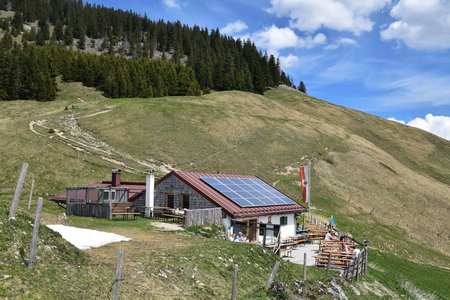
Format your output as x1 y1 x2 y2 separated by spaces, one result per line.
0 0 295 101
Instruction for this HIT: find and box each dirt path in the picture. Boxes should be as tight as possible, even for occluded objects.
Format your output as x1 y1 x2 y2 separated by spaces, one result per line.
79 108 112 119
29 120 48 136
28 109 175 174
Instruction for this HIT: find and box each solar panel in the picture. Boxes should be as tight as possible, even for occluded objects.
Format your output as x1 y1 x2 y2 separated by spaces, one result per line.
201 177 297 207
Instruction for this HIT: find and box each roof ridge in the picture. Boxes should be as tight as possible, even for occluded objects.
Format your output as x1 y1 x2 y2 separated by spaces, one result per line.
174 171 258 177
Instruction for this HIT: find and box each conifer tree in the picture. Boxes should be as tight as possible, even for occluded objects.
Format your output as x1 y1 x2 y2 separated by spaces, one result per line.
298 81 307 94
64 25 74 47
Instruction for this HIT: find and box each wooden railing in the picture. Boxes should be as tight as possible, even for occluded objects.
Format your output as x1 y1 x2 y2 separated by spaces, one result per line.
343 247 368 280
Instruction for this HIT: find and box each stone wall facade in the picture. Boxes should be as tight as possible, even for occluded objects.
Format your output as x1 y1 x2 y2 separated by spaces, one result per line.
131 192 146 212
132 174 217 212
155 175 217 209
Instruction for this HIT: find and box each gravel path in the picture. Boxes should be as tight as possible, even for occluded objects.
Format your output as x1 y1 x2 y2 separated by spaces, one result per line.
283 242 320 266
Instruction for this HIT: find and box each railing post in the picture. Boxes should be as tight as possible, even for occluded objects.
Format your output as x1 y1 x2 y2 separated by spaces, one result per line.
231 265 239 300
356 255 361 281
262 227 266 248
326 252 332 276
113 248 124 300
303 253 307 281
27 175 35 209
265 261 280 291
9 162 28 218
364 246 368 276
28 197 43 269
109 188 113 220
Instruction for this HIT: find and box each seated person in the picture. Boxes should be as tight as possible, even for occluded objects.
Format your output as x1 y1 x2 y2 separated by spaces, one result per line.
352 248 361 259
340 242 350 253
324 230 334 241
235 231 247 242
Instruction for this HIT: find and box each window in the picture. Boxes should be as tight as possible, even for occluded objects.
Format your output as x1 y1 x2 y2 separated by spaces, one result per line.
259 223 266 236
280 216 288 226
180 194 190 209
273 225 280 238
102 190 116 202
165 193 175 208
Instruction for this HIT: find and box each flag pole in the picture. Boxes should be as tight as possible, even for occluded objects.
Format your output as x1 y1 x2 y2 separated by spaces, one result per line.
307 161 311 209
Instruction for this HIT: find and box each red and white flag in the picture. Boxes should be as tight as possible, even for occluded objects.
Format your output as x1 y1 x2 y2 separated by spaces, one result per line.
299 164 310 205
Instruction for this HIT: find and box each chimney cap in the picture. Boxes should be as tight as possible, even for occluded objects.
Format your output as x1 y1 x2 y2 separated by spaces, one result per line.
112 168 121 173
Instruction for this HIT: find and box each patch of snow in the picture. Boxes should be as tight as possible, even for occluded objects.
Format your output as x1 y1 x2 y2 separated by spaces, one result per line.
46 224 131 250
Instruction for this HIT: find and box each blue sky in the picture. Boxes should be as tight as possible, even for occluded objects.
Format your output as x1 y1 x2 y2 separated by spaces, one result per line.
88 0 450 140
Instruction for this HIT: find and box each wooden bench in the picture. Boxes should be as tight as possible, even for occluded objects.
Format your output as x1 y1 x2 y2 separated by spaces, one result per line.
279 248 293 257
160 213 184 222
111 202 140 219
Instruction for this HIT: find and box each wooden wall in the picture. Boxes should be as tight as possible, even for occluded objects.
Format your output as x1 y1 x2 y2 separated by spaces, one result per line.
184 208 223 228
66 203 110 218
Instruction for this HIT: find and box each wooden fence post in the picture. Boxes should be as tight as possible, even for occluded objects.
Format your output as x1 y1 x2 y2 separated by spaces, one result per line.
28 197 43 269
262 227 267 248
356 255 361 281
364 247 368 276
109 188 113 220
113 248 124 300
231 265 239 300
9 162 28 218
265 261 280 291
344 261 349 279
27 175 35 210
326 252 332 276
303 253 307 281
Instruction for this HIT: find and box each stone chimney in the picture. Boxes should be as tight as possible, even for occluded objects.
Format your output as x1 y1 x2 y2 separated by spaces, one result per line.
112 169 121 187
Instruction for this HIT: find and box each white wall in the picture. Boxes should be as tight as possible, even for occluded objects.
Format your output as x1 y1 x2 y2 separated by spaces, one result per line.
222 215 231 229
257 214 296 242
222 214 297 243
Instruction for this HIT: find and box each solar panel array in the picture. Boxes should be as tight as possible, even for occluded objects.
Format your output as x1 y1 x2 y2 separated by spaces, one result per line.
201 177 297 207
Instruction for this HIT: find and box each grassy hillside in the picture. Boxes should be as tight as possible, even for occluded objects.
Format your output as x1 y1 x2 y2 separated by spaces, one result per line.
74 85 450 257
0 81 449 298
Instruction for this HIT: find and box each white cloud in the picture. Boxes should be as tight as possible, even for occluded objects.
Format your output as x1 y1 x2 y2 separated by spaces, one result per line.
250 25 326 55
408 114 450 140
252 25 300 52
163 0 181 9
387 114 450 140
267 0 390 35
221 20 248 35
325 37 357 50
380 0 450 50
367 69 450 108
320 62 363 82
388 117 405 124
339 38 358 45
279 54 300 69
298 33 327 49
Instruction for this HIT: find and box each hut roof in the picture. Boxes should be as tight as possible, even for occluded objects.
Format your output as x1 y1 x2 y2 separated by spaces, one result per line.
157 171 305 219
